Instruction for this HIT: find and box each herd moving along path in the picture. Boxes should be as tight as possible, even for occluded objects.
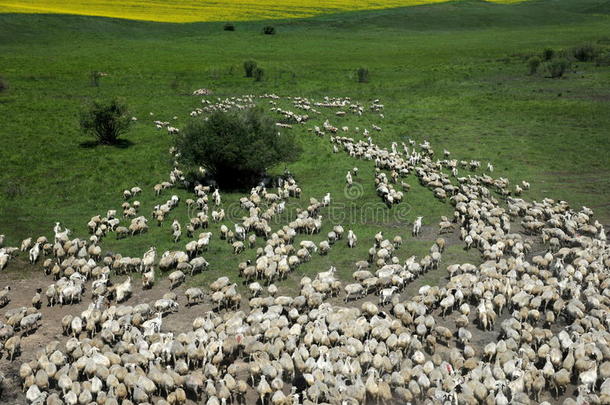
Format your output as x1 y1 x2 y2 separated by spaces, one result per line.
0 93 608 405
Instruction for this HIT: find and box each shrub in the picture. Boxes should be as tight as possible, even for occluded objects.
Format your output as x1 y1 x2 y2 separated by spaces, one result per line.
544 58 570 78
244 60 257 78
223 23 235 31
595 52 610 67
356 67 369 83
527 56 542 75
262 26 276 35
80 98 132 145
253 67 265 82
542 48 555 61
0 76 7 92
90 71 106 87
572 43 600 62
174 108 302 189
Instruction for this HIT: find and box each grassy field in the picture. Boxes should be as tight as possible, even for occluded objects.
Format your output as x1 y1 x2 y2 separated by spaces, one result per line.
0 0 609 289
0 0 524 22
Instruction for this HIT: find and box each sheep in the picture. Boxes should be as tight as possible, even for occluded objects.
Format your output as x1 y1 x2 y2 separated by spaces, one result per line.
29 242 41 264
169 270 186 289
115 277 132 303
0 286 10 307
185 288 205 306
347 230 357 248
344 283 364 302
412 216 423 236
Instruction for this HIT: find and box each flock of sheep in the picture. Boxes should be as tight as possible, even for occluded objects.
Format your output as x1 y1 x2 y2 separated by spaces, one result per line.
0 93 608 405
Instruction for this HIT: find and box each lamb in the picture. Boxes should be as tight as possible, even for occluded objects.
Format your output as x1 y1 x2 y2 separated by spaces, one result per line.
142 268 155 289
347 230 357 248
20 237 32 252
412 216 423 236
29 243 41 264
155 298 179 314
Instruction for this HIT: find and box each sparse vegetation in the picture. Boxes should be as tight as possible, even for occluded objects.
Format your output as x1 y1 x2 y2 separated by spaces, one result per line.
527 56 541 74
80 98 132 145
544 58 571 78
244 60 257 77
356 67 369 83
253 66 265 81
0 75 7 92
572 43 601 62
542 47 555 61
262 25 276 35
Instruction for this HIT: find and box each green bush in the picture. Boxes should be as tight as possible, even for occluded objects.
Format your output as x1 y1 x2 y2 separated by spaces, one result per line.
544 58 570 78
595 52 610 67
223 23 235 31
572 43 600 62
542 48 555 61
262 26 276 35
244 60 257 78
253 67 265 82
356 67 369 83
0 76 8 92
174 108 301 188
527 56 542 75
90 71 106 87
80 98 132 145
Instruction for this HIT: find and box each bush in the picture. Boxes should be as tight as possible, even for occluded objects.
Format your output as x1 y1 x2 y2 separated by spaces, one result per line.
80 98 132 145
174 108 301 189
0 76 7 92
595 52 610 67
244 60 257 78
356 67 369 83
527 56 542 75
262 26 276 35
572 43 600 62
253 67 265 82
544 58 570 78
223 23 235 31
90 71 107 87
542 48 555 61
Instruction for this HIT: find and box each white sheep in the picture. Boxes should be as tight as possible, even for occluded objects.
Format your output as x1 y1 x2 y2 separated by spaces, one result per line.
169 270 186 289
412 216 423 237
347 230 357 248
115 277 132 303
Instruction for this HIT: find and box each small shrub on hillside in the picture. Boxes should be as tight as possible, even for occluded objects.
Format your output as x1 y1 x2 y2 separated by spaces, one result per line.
224 23 235 31
356 67 369 83
174 108 301 189
244 60 257 77
253 67 265 82
544 58 570 78
542 48 555 61
527 56 542 75
0 76 8 92
90 71 107 87
572 43 601 62
80 98 132 145
595 52 610 67
262 26 276 35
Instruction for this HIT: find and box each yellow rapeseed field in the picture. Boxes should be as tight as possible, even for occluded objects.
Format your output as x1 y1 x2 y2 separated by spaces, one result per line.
0 0 524 22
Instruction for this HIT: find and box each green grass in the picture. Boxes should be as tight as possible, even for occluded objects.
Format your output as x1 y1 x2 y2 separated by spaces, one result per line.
0 0 609 290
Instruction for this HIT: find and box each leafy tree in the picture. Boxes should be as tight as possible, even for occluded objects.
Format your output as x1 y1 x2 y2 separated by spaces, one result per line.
80 98 131 145
175 108 301 189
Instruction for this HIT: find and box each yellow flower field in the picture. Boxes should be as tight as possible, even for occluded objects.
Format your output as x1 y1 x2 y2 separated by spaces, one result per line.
0 0 524 22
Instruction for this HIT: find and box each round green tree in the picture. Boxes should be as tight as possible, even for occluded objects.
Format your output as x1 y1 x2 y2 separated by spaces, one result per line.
174 108 302 189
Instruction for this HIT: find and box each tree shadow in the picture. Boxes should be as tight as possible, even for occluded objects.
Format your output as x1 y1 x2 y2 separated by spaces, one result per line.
79 139 135 149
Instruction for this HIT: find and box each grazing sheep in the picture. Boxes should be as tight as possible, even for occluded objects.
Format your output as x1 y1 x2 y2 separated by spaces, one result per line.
169 270 186 289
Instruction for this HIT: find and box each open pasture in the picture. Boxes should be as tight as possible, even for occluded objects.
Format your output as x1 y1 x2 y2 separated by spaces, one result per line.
0 0 609 404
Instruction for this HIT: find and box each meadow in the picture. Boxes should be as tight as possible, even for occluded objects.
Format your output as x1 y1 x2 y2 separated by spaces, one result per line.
0 0 609 288
0 0 523 22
